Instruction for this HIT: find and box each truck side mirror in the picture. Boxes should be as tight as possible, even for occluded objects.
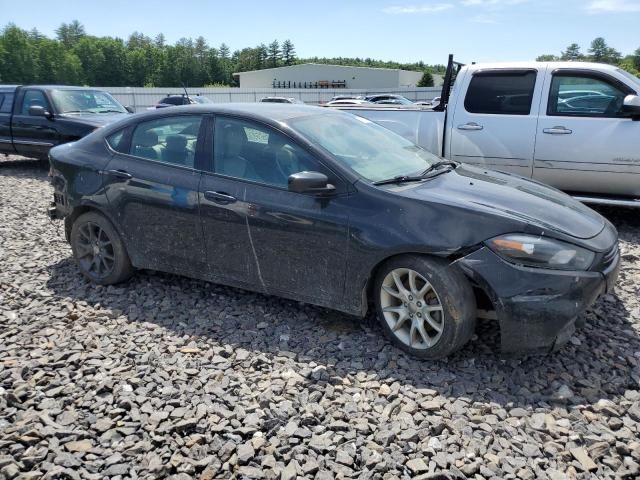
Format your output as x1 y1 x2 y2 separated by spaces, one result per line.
29 105 51 118
125 105 135 113
288 171 335 195
623 95 640 120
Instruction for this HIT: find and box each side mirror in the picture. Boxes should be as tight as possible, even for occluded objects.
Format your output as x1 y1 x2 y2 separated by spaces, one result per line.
29 105 51 118
125 105 135 113
623 95 640 120
288 171 336 195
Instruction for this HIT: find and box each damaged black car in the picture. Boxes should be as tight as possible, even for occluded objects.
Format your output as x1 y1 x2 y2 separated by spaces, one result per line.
48 104 621 358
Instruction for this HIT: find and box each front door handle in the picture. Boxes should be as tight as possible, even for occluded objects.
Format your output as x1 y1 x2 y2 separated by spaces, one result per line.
104 169 132 180
543 126 573 135
204 191 237 204
457 122 484 131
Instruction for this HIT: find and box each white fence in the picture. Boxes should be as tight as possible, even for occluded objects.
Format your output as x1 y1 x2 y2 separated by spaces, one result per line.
100 86 442 112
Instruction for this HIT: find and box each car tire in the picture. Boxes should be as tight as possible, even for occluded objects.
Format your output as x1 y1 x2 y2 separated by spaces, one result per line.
70 211 133 285
374 255 476 359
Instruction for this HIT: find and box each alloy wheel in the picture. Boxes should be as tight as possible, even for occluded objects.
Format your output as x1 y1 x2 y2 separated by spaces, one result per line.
379 268 445 349
76 221 115 279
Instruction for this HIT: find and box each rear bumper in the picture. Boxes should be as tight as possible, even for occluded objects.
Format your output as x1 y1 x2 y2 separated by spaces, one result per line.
456 245 620 354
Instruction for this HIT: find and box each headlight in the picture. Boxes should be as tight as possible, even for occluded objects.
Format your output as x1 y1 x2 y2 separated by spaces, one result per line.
486 234 595 271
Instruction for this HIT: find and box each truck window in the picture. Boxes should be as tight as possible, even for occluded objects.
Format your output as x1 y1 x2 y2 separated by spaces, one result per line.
20 90 49 115
464 70 536 115
0 93 14 113
548 73 631 118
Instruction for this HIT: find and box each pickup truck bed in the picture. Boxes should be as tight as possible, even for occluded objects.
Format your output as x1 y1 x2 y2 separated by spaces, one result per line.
335 59 640 207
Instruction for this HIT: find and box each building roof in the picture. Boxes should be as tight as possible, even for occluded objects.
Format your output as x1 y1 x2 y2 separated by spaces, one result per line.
233 63 422 77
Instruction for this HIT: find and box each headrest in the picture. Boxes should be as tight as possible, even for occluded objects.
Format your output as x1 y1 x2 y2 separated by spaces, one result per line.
268 133 286 148
165 134 187 151
137 131 158 147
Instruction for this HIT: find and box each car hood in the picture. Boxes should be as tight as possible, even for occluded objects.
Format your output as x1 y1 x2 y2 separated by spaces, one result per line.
396 165 605 239
58 113 130 128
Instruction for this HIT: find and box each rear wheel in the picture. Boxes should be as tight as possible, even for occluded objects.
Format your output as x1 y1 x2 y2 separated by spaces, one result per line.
374 255 476 359
70 212 133 285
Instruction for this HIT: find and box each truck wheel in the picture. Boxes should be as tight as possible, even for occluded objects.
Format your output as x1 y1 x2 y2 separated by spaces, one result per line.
374 255 476 359
70 212 133 285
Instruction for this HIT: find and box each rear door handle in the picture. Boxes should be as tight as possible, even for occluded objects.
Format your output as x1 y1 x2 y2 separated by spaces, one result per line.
457 122 484 131
204 191 237 204
543 126 572 135
104 169 132 180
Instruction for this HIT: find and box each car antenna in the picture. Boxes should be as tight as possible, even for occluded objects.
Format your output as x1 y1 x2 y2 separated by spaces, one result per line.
181 83 191 102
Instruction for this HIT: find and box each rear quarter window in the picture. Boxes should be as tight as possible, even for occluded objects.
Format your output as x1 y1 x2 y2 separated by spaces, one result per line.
464 70 537 115
106 129 127 153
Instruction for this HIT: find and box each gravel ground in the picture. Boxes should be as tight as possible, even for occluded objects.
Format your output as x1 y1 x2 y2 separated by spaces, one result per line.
1 155 639 480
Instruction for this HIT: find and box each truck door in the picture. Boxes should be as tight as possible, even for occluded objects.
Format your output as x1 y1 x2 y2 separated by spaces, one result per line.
0 91 17 155
448 68 544 177
533 69 640 198
12 89 59 160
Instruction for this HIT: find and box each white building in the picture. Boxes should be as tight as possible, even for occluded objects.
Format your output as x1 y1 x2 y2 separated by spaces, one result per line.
233 63 429 89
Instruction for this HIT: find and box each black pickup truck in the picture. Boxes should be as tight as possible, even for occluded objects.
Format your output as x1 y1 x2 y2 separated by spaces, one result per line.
0 85 132 161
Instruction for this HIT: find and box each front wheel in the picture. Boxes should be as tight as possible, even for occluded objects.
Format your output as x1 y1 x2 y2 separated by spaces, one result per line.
374 255 476 359
70 211 134 285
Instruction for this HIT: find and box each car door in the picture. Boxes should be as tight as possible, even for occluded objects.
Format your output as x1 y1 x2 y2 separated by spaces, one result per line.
11 89 59 159
199 115 350 304
533 69 640 197
103 114 208 274
447 68 544 177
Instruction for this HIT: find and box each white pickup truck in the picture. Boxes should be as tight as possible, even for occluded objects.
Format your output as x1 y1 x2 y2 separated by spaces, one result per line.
336 56 640 207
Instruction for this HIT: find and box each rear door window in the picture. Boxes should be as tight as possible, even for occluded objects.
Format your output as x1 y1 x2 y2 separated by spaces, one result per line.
1 93 14 113
464 70 537 115
129 115 202 168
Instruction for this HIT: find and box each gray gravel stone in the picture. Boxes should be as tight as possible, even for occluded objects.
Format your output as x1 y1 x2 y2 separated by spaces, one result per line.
1 157 639 479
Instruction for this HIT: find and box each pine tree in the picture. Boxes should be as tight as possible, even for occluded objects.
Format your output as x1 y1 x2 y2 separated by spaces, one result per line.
588 37 621 64
55 20 85 48
268 40 280 67
561 43 583 61
218 43 230 59
281 39 296 65
417 71 434 87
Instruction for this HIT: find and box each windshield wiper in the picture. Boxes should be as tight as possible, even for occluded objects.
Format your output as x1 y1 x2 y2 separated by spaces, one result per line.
419 160 459 175
97 109 125 113
373 160 459 186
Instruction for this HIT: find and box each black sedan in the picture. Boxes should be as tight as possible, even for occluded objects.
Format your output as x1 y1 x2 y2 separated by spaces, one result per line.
48 104 620 358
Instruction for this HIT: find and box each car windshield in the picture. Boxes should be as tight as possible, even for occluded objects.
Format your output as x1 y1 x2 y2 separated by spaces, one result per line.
51 90 127 114
288 113 439 182
192 96 212 104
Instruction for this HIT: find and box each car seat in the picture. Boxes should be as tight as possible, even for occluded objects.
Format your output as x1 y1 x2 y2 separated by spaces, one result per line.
217 124 249 177
162 134 188 166
133 131 159 160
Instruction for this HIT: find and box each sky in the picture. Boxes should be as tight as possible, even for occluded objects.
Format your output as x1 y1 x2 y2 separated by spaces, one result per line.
2 0 639 64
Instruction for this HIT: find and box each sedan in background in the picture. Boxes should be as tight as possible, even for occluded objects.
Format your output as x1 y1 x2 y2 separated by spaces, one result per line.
325 99 374 106
365 94 415 105
260 97 304 104
48 104 619 358
154 94 213 108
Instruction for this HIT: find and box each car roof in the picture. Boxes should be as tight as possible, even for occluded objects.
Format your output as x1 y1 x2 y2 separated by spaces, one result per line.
130 103 335 123
18 85 110 91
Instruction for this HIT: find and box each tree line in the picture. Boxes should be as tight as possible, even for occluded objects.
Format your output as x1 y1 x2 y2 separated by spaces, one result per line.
537 37 640 77
0 21 444 87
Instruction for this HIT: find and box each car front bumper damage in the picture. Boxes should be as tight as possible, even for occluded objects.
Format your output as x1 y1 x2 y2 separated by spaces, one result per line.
455 245 621 354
